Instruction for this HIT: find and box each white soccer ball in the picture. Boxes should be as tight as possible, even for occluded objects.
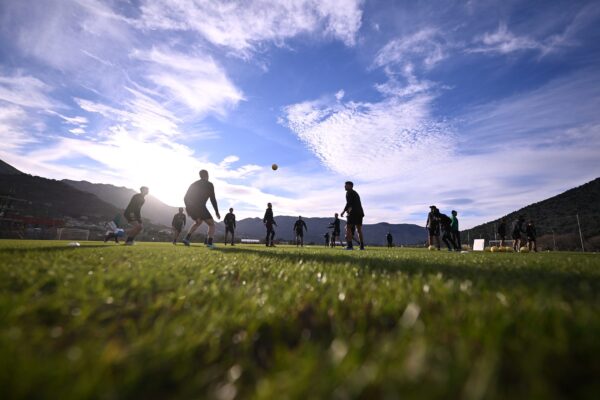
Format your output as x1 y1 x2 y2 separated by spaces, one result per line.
68 242 81 247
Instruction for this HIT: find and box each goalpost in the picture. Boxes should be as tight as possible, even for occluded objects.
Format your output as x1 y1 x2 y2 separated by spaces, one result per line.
56 228 90 241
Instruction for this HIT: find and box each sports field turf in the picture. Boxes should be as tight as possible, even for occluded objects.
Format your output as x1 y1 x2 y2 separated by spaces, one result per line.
1 240 599 399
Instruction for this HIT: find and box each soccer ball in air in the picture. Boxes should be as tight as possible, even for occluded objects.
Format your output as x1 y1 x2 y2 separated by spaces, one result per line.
272 163 278 171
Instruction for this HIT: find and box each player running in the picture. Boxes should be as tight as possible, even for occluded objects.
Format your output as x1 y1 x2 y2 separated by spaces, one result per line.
123 186 149 245
182 170 221 248
386 232 393 248
263 203 277 247
328 213 341 247
224 208 236 245
341 181 365 250
293 216 308 247
439 211 458 251
171 207 187 245
426 205 441 250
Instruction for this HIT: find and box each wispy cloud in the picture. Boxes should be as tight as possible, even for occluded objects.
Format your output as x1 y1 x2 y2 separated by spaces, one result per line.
137 0 363 55
0 73 56 109
374 28 449 70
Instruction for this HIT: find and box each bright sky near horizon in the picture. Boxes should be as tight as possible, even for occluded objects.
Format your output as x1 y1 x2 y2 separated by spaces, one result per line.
1 0 599 228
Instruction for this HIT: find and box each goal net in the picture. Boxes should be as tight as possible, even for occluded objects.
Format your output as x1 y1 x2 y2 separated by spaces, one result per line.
57 228 90 241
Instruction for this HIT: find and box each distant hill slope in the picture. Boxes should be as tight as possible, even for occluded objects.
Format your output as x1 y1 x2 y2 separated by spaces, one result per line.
63 180 178 226
463 177 600 244
214 216 426 246
0 160 24 175
0 174 119 220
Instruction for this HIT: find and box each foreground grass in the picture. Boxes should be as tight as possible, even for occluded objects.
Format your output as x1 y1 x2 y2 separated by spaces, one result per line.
0 240 599 399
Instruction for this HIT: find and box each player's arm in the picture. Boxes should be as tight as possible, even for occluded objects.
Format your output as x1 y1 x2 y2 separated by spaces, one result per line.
233 215 236 229
209 185 220 219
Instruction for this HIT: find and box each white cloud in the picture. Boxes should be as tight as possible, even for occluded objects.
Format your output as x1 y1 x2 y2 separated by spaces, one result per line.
131 47 244 115
0 105 36 150
0 73 56 109
283 91 453 179
374 28 448 70
470 23 542 54
137 0 363 54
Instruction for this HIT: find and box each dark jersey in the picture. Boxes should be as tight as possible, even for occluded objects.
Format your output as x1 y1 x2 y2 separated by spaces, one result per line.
125 193 145 219
294 220 307 233
526 224 537 239
224 212 236 228
263 208 276 225
386 233 393 243
184 179 218 214
498 222 507 236
439 214 452 231
344 189 364 217
512 219 525 235
426 211 439 228
172 213 186 228
329 217 341 233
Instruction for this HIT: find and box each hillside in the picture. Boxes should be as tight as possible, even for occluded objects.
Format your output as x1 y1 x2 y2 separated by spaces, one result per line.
63 180 178 226
0 160 23 175
464 177 600 250
0 173 119 220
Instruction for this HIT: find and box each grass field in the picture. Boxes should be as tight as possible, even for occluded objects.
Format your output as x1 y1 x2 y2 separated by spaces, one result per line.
1 240 599 399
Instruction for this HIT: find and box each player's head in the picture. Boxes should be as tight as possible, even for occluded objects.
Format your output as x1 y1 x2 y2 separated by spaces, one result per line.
229 207 233 212
199 169 209 180
335 212 339 217
298 215 302 220
430 205 436 211
178 207 184 213
344 181 353 190
267 202 272 208
140 186 149 195
452 210 457 216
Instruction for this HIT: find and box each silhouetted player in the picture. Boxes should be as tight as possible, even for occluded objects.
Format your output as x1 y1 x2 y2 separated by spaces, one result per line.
171 207 187 244
293 216 308 247
324 232 330 247
329 213 341 247
512 215 526 252
426 205 441 250
224 208 236 245
182 170 221 248
498 218 507 247
526 220 537 252
263 203 277 247
341 181 365 250
123 186 149 245
439 211 458 251
450 210 461 250
386 232 393 248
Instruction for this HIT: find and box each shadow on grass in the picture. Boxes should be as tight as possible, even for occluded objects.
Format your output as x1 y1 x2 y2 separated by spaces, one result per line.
215 247 600 296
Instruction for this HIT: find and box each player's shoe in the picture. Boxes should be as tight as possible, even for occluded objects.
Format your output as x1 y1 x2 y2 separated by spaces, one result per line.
206 243 216 249
344 246 354 251
124 241 134 246
182 239 190 246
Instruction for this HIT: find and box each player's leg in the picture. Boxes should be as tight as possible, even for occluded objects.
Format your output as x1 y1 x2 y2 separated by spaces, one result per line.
356 225 364 250
204 219 216 247
125 221 142 244
345 224 354 249
183 219 202 246
231 229 235 245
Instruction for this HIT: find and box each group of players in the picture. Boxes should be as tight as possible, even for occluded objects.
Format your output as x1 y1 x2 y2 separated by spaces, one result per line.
497 215 538 252
111 170 367 250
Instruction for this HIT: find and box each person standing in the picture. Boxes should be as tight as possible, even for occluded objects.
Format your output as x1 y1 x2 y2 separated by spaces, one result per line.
450 210 461 250
526 220 538 252
223 208 236 245
263 203 277 247
329 213 341 247
324 232 330 247
512 215 526 252
386 232 393 248
293 216 308 247
182 170 221 248
341 181 365 250
123 186 149 245
171 207 187 245
426 205 441 250
498 218 507 247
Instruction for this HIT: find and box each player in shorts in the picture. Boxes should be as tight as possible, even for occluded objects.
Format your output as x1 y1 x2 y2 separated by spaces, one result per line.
263 203 277 247
341 181 365 250
498 218 507 247
526 220 538 252
223 208 236 245
182 170 221 248
123 186 149 245
426 205 441 250
293 216 308 247
512 215 526 252
328 213 341 247
171 207 187 244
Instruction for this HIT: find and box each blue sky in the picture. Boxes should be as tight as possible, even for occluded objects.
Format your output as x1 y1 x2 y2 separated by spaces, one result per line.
1 0 599 227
